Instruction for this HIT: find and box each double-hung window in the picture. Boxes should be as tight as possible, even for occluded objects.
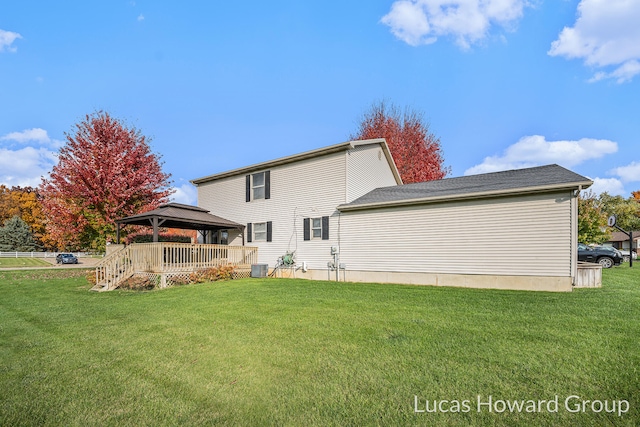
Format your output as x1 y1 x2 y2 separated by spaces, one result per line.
246 171 270 202
304 216 329 240
254 222 267 241
311 218 322 239
252 172 265 200
247 221 272 243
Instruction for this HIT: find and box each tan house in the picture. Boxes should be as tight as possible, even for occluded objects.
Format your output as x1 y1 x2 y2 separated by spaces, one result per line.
192 139 593 292
605 231 639 260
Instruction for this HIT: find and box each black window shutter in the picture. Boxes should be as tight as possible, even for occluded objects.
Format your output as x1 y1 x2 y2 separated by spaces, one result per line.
247 223 252 243
303 218 310 241
266 221 272 242
322 216 329 240
265 170 271 200
245 175 251 202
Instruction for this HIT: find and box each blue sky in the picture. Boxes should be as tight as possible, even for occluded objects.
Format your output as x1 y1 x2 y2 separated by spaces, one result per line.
1 0 639 205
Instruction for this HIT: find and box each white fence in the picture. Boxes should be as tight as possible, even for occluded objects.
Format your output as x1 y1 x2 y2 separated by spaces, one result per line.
0 251 92 258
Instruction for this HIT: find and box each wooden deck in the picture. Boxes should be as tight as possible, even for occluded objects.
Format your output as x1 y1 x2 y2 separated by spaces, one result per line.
92 243 258 291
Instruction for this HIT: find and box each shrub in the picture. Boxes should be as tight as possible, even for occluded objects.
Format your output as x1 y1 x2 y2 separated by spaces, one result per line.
195 265 236 283
119 275 154 290
170 275 191 286
85 271 97 286
189 272 204 284
218 265 235 281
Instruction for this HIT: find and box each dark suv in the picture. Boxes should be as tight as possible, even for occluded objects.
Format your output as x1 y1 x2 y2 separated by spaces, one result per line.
578 243 622 268
56 253 78 264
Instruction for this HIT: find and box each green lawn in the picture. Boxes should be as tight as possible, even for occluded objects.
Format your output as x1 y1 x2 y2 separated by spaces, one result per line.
0 268 638 426
0 257 51 268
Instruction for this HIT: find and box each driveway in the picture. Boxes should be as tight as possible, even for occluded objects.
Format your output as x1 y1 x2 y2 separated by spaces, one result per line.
0 257 103 271
42 257 102 268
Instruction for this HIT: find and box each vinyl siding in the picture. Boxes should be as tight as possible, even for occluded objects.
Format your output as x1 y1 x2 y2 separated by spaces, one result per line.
339 191 574 277
346 144 398 202
197 152 347 268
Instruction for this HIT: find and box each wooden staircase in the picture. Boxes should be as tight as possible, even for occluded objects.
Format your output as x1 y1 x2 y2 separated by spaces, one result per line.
91 245 135 291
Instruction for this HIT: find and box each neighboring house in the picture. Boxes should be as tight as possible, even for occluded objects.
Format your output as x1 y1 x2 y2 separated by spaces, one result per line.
605 231 639 254
192 139 593 292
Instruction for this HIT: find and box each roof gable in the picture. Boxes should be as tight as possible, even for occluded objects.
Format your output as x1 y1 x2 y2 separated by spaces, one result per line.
338 164 593 211
191 138 402 185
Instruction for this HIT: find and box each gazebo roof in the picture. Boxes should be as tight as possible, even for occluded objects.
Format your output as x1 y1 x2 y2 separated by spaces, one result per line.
116 203 243 231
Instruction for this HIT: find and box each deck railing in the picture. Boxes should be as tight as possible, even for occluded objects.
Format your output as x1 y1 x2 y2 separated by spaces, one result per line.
94 243 258 291
94 245 135 291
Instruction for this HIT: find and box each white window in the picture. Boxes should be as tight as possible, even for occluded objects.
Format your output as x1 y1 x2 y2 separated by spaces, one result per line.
304 216 329 241
246 171 270 202
254 222 267 241
252 172 265 200
312 218 322 239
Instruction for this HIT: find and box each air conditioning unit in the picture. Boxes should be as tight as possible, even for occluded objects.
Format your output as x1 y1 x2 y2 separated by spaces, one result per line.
251 264 268 278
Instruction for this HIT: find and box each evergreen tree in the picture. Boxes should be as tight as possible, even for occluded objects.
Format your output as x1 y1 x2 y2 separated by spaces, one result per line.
0 216 36 251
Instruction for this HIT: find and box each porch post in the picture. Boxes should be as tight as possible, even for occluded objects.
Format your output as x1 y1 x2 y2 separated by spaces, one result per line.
153 217 159 242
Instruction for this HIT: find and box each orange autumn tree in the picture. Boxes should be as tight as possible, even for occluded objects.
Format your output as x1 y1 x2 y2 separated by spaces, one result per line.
350 101 449 183
39 111 173 251
0 185 51 249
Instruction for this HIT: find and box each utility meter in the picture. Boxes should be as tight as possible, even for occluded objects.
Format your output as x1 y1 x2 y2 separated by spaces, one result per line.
331 246 339 255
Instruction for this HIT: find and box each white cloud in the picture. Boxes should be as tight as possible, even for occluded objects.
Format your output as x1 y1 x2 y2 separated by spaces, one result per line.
1 128 65 149
0 147 57 187
0 29 22 53
548 0 640 83
465 135 618 175
1 128 51 144
588 177 625 196
0 128 64 187
610 161 640 183
170 183 197 205
137 14 145 21
381 0 529 49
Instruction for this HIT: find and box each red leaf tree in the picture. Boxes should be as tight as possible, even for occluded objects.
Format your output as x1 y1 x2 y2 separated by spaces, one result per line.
39 112 173 251
350 101 449 183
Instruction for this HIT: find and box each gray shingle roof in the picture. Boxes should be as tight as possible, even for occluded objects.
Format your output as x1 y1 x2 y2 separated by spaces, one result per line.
338 164 592 211
116 203 243 230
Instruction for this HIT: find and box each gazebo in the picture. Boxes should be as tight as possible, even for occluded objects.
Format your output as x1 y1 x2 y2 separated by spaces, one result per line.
115 203 245 244
93 203 256 292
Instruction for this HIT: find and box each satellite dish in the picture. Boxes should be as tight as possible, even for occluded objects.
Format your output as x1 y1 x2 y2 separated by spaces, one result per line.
608 215 617 227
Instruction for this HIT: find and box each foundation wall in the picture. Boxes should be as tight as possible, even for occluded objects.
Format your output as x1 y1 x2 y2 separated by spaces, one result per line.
293 268 573 292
